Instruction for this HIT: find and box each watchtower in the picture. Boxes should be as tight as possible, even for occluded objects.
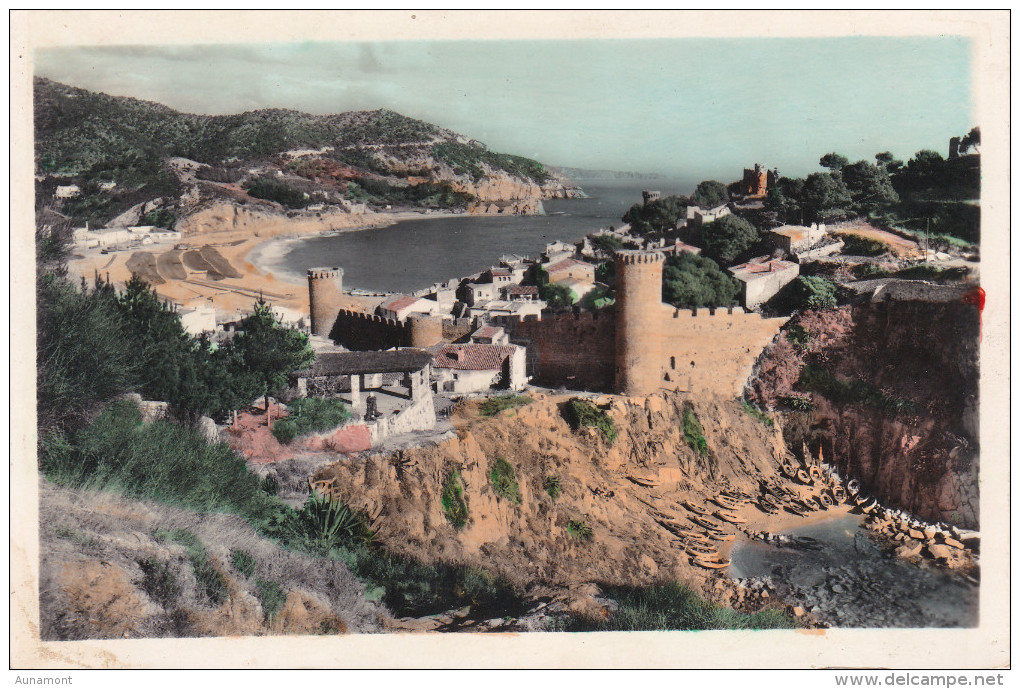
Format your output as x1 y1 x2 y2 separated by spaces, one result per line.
407 314 443 348
642 190 661 206
307 267 344 338
614 250 666 396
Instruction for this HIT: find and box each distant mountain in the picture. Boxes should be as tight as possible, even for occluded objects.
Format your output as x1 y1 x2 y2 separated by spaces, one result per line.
34 78 573 226
548 166 665 181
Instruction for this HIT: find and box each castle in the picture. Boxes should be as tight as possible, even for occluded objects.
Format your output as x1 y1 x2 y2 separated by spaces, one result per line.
308 252 789 399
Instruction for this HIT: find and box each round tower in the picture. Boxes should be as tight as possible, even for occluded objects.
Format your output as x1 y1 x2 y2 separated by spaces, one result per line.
307 267 344 338
614 250 666 396
642 190 661 206
407 314 443 348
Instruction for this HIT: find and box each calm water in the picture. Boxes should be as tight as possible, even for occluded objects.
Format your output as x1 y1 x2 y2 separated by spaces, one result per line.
730 516 978 628
273 178 695 293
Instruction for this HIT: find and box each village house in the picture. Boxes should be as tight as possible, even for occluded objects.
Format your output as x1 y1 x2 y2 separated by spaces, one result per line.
544 258 596 285
464 281 499 306
501 284 540 302
54 184 80 199
659 239 702 257
376 294 439 321
470 325 510 345
729 257 800 309
542 240 576 264
685 204 732 243
469 298 545 322
429 341 528 393
484 266 518 285
767 223 827 254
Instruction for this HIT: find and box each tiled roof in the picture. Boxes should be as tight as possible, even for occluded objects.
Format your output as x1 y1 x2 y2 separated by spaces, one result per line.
546 258 592 274
294 349 433 377
429 344 516 371
770 225 811 241
504 284 539 295
490 267 512 276
472 325 503 339
379 295 422 313
729 258 798 281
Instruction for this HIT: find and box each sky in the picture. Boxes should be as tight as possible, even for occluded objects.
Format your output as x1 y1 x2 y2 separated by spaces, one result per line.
34 37 973 181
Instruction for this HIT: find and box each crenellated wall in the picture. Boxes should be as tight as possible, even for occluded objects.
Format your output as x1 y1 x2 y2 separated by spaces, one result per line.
330 309 444 351
506 311 616 391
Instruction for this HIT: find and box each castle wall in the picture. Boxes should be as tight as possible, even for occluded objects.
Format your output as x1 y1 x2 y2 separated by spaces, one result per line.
506 311 616 391
308 267 343 338
331 309 409 351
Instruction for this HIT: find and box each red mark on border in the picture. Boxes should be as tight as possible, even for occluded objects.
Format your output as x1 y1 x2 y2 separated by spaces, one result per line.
962 287 985 340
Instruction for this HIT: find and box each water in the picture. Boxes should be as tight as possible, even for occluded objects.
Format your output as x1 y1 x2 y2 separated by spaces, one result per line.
273 178 694 293
730 516 978 628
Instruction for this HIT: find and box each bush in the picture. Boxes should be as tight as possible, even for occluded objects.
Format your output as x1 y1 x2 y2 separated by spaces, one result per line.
662 252 741 308
741 398 774 427
798 365 916 413
441 470 469 528
137 557 180 610
271 418 299 444
836 233 890 256
566 519 593 541
489 457 522 504
155 529 227 606
894 264 968 282
701 214 759 265
564 399 618 445
682 407 709 456
544 475 562 500
852 263 893 280
786 323 812 349
558 583 796 631
782 394 816 411
272 398 351 444
254 578 286 623
478 395 532 417
246 177 311 209
293 492 373 549
230 549 257 578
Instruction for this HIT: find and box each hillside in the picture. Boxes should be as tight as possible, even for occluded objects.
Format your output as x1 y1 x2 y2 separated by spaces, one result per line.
33 77 580 227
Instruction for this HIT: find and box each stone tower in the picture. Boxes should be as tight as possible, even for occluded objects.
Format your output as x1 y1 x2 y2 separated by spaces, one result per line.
614 250 666 396
642 190 661 206
407 314 443 348
307 267 344 338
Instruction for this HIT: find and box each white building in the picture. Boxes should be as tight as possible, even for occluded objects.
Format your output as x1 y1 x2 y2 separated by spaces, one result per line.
429 342 529 393
376 294 438 321
178 302 217 336
55 185 81 199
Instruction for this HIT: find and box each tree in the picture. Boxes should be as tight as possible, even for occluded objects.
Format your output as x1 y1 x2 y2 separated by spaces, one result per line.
689 180 729 208
800 172 853 223
662 253 741 308
231 297 315 427
763 177 805 226
959 126 980 153
904 149 946 179
701 214 759 265
840 160 899 213
622 194 686 234
819 153 849 170
539 281 576 310
875 151 903 172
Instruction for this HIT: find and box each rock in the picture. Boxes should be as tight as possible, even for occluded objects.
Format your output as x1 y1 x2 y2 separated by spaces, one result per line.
943 537 965 549
831 584 845 594
896 543 923 559
908 529 925 540
793 606 806 618
925 543 953 561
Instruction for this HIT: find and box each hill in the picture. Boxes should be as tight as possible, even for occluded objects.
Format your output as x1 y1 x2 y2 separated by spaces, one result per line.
33 77 579 227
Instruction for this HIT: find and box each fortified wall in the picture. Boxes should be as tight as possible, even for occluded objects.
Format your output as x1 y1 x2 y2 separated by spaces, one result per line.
329 309 443 351
505 311 616 391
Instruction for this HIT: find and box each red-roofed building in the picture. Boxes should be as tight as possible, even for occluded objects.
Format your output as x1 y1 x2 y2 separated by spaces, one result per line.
728 257 800 308
377 294 437 321
544 258 595 285
470 325 509 345
429 342 528 393
501 284 540 301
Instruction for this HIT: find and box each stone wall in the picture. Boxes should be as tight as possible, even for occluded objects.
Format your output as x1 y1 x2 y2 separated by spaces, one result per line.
330 309 445 350
506 311 617 391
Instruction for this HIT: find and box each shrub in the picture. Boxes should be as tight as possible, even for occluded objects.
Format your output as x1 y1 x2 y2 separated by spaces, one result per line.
295 492 373 549
682 407 709 456
741 398 774 427
544 475 562 500
852 263 893 280
558 582 796 631
564 399 618 445
798 364 916 413
782 394 816 411
836 233 890 256
894 264 968 282
441 470 469 528
479 395 532 417
786 323 812 349
137 557 180 610
489 457 522 504
271 418 299 444
155 528 227 606
254 578 286 623
230 549 257 578
246 177 311 209
566 519 593 541
271 398 350 444
662 252 741 308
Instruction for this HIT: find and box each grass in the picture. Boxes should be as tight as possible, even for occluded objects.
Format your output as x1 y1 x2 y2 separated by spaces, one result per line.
489 457 522 504
682 407 709 456
566 519 593 541
836 233 891 257
544 475 562 500
557 583 796 631
254 578 287 623
272 397 351 445
478 395 533 417
782 394 816 411
894 264 969 282
564 399 618 445
54 526 102 552
798 364 916 414
741 398 774 428
154 528 228 606
230 549 257 578
441 470 469 528
137 557 181 610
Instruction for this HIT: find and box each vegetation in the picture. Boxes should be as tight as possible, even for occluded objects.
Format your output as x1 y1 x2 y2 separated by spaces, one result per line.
701 214 759 265
682 407 709 456
621 194 686 234
141 207 176 229
894 264 969 282
566 519 593 541
689 180 730 208
346 177 473 209
539 280 577 309
489 457 522 504
254 578 287 623
798 364 916 414
137 557 181 610
544 475 562 500
155 528 228 606
836 233 890 257
782 394 816 412
786 323 812 349
433 141 550 183
662 252 741 308
272 398 351 444
246 177 311 209
441 470 469 528
558 583 795 631
769 276 840 314
564 399 618 445
741 398 774 427
230 549 258 578
479 395 533 417
588 233 638 256
290 492 374 550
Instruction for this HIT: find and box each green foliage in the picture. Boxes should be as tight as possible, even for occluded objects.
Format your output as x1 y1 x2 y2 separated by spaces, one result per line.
800 171 853 223
763 176 806 226
689 180 729 208
566 519 593 541
489 457 522 504
701 214 759 265
478 395 533 417
894 264 968 282
588 233 638 257
230 549 257 578
544 475 562 500
254 578 286 623
796 276 839 310
564 399 618 445
347 177 473 209
786 323 812 349
819 152 850 170
581 285 615 311
798 365 916 413
441 470 469 528
39 400 284 520
840 160 899 213
540 280 577 309
682 407 709 456
141 207 176 229
272 397 351 444
137 557 181 609
782 394 815 411
246 177 311 208
155 529 227 606
741 398 774 427
294 492 373 550
836 233 890 257
662 252 741 308
622 194 687 234
433 141 550 183
852 263 893 280
559 583 796 631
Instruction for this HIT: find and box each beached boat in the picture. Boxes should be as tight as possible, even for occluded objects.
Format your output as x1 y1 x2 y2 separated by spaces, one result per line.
683 500 711 516
847 478 861 495
715 510 748 525
692 556 731 569
796 468 813 485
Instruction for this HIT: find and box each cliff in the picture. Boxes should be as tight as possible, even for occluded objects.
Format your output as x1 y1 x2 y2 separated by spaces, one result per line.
747 300 980 529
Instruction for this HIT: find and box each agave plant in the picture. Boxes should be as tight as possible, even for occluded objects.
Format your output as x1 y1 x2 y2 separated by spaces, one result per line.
299 492 371 547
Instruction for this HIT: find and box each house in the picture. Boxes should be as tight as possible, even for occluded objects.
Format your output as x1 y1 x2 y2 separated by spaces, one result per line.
660 239 702 256
429 343 528 393
465 281 499 306
544 258 595 285
685 203 732 243
470 325 509 345
728 257 800 309
768 223 827 254
376 294 437 321
543 241 576 264
470 299 545 321
55 185 81 199
485 267 517 285
501 284 540 302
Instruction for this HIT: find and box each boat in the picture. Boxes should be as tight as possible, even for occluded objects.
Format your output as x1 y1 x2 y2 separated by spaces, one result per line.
796 469 813 485
715 510 748 525
683 500 711 516
692 556 731 569
847 478 861 495
809 465 824 482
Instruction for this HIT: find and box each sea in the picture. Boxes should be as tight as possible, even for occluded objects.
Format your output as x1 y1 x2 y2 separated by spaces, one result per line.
269 178 696 294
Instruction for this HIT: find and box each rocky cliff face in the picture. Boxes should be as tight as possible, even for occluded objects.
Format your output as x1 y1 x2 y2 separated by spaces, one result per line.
748 300 980 529
175 202 393 238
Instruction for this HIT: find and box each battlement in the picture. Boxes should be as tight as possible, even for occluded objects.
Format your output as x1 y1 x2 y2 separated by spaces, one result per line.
616 250 666 265
672 306 753 318
307 267 343 280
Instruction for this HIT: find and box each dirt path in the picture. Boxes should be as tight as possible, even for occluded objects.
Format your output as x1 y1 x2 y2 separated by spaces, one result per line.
835 221 922 258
